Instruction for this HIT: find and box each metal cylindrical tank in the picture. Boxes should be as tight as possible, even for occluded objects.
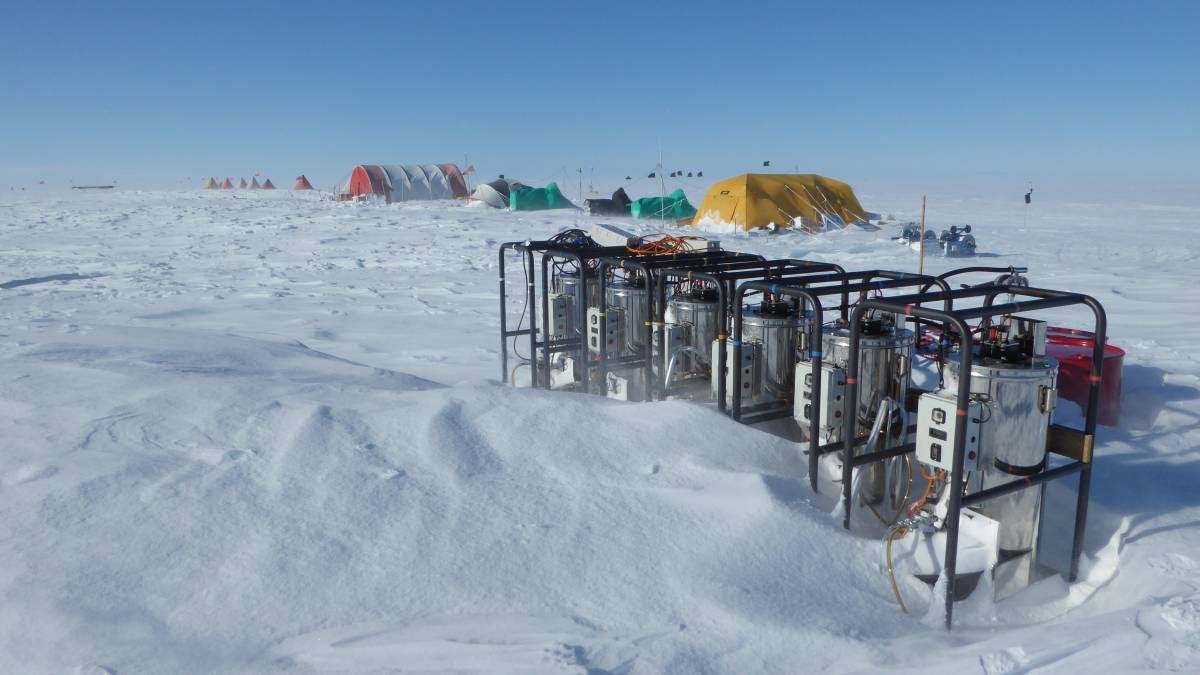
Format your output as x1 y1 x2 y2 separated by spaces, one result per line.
824 323 915 442
742 302 808 401
556 270 601 337
825 320 915 503
668 289 719 362
946 355 1058 555
606 280 648 355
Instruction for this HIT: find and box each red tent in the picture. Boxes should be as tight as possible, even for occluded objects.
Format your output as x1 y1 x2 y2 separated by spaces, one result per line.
293 175 314 190
337 164 468 202
249 177 260 189
220 177 234 189
261 179 276 190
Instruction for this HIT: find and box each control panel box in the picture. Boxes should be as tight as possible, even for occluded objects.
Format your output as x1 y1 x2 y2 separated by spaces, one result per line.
710 339 758 404
916 391 982 472
794 361 847 434
548 293 572 340
658 324 688 373
587 307 620 358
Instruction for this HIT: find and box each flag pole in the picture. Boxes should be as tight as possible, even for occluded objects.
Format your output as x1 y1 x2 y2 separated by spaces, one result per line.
918 195 927 276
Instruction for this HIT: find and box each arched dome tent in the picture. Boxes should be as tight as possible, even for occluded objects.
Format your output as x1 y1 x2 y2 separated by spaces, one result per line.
470 178 528 209
338 164 469 203
693 173 867 232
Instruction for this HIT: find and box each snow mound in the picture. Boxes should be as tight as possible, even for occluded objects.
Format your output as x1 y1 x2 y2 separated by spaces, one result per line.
0 322 904 673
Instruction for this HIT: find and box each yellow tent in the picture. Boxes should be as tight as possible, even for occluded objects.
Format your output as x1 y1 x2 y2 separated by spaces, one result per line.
692 174 867 232
203 176 219 189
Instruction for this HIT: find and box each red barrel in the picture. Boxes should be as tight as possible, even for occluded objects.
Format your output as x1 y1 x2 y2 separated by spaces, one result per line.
1045 327 1124 426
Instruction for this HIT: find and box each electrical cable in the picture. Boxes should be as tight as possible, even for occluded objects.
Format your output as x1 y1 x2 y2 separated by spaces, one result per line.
511 253 531 362
626 232 706 255
886 527 909 614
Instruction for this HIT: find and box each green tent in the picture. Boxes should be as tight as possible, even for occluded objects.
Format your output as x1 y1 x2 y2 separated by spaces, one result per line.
509 182 576 211
630 189 697 221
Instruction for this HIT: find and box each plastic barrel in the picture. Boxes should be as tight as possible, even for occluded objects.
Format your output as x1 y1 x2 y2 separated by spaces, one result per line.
1045 327 1124 426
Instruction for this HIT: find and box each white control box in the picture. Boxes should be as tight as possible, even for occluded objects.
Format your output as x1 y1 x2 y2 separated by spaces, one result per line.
794 361 847 434
587 307 620 358
658 324 688 374
548 293 571 340
710 339 757 404
916 391 982 472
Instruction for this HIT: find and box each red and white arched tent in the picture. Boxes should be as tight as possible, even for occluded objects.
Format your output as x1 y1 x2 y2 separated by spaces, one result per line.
338 164 468 203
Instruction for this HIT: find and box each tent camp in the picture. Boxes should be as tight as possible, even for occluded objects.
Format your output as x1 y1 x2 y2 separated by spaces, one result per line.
631 188 697 221
585 187 633 216
470 178 528 209
249 177 261 189
692 174 867 231
261 179 275 190
203 177 219 189
220 177 234 189
293 175 314 190
510 182 576 211
338 164 468 203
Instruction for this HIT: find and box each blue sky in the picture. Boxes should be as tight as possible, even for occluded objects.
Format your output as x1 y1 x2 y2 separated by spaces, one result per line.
2 1 1197 201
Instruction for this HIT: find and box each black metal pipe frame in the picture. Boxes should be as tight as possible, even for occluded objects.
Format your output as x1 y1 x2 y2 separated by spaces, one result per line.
595 251 764 399
537 245 636 390
657 260 847 411
919 265 1030 294
839 285 1106 629
731 271 950 492
498 240 558 384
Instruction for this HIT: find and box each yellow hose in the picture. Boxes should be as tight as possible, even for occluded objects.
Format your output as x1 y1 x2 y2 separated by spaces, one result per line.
886 527 909 614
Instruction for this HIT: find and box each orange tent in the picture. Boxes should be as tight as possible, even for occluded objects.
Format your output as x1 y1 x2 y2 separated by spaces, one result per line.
220 177 234 189
293 175 314 190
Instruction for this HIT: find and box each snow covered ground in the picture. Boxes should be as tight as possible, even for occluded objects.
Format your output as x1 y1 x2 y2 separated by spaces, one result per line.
0 188 1198 673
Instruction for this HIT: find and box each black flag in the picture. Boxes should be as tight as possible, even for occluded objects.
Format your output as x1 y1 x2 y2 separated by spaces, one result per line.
763 161 770 167
698 171 703 177
648 172 656 178
625 176 631 180
1024 189 1033 204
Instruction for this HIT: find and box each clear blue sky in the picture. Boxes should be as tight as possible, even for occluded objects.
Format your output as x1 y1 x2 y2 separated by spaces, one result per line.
2 1 1197 201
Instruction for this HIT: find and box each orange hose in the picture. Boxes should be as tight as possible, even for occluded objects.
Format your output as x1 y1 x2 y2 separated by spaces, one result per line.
908 467 944 517
626 233 706 255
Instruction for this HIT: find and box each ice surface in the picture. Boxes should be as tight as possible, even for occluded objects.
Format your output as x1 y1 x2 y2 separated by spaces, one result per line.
0 188 1198 673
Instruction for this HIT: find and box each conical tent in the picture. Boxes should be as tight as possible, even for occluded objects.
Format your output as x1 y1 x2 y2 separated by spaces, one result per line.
470 178 528 209
249 177 261 189
220 177 234 189
261 179 275 190
630 189 696 221
203 177 219 189
510 182 576 211
692 174 866 231
585 187 633 216
239 178 248 188
293 175 314 190
338 164 469 203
